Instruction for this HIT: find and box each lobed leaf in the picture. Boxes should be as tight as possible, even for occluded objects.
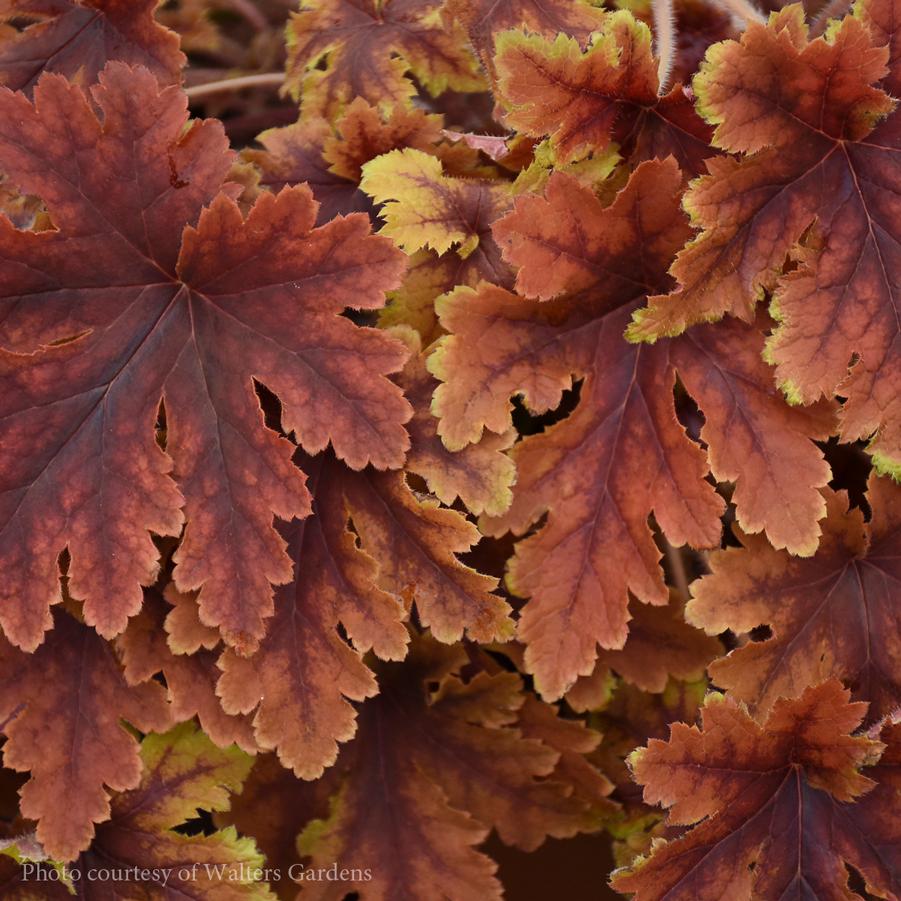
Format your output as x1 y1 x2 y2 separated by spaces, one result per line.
613 682 897 900
494 12 713 173
118 584 258 754
340 460 514 645
0 608 172 860
217 438 511 779
3 723 274 897
570 592 722 699
0 64 410 655
689 473 901 720
292 634 612 900
395 327 515 518
361 147 512 258
430 159 834 699
217 454 408 781
0 0 184 95
285 0 482 115
630 0 901 473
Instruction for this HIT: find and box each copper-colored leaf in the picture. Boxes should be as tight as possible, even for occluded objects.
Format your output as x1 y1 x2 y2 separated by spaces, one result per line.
494 12 713 173
0 608 172 860
688 474 901 720
60 723 271 897
630 1 901 474
396 327 515 518
341 460 514 645
285 0 482 115
430 159 834 699
613 681 893 900
0 64 409 654
569 592 722 700
118 585 258 753
593 677 708 866
0 0 184 94
595 677 708 799
292 634 610 900
217 440 511 780
217 454 408 780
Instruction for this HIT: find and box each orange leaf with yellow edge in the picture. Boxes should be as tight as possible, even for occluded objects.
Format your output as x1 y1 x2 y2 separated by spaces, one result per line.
244 99 445 225
630 0 901 475
285 0 482 116
494 12 713 174
430 159 835 699
443 0 605 74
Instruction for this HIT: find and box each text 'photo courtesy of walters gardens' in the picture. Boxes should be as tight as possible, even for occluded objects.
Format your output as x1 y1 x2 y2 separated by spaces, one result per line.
21 861 374 888
0 1 898 899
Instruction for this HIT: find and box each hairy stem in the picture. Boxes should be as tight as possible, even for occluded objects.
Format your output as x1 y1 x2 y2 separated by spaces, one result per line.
711 0 767 28
185 72 286 101
810 0 853 36
652 0 677 95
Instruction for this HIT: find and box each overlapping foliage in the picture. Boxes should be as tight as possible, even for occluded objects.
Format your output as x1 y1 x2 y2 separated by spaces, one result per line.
0 0 898 898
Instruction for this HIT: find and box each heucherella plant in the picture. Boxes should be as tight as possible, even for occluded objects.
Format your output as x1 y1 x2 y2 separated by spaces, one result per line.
0 0 897 898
